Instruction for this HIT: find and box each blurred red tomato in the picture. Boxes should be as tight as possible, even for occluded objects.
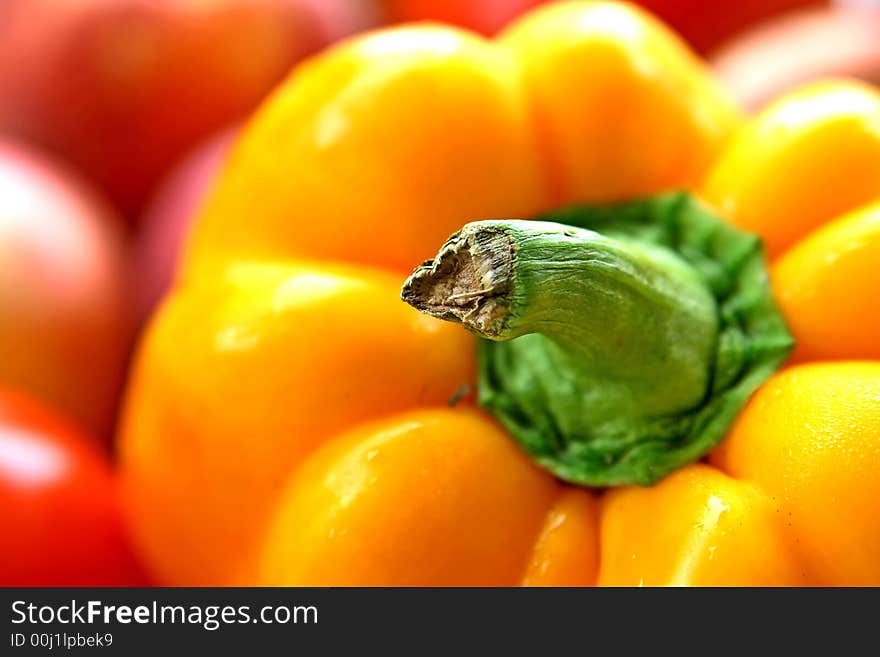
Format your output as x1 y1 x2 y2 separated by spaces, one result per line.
0 139 130 439
379 0 826 52
380 0 546 35
0 388 146 585
134 126 237 325
712 5 880 111
0 0 374 219
637 0 827 53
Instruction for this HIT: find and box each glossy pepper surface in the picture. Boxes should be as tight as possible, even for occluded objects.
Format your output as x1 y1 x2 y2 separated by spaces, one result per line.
121 2 880 586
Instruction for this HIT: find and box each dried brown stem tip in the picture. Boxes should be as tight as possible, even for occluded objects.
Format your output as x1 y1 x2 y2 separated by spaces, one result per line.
400 223 515 339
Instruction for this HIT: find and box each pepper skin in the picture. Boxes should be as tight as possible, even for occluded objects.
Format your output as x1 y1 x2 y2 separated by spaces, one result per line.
121 2 880 586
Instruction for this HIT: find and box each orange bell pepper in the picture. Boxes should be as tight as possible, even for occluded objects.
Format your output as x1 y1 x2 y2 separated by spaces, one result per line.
120 2 880 586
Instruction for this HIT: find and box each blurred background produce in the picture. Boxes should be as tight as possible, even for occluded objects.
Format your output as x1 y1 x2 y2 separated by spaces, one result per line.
712 2 880 109
0 139 128 439
132 125 238 325
0 0 375 220
379 0 827 50
0 0 877 585
0 387 144 585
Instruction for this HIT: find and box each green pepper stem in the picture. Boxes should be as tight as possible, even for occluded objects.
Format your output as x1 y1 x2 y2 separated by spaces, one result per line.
401 193 792 487
402 220 718 418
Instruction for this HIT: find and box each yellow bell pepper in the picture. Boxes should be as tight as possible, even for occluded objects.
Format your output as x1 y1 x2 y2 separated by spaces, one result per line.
120 2 880 586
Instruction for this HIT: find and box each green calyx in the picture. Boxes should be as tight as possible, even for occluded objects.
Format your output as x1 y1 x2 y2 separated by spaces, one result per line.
401 192 793 487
